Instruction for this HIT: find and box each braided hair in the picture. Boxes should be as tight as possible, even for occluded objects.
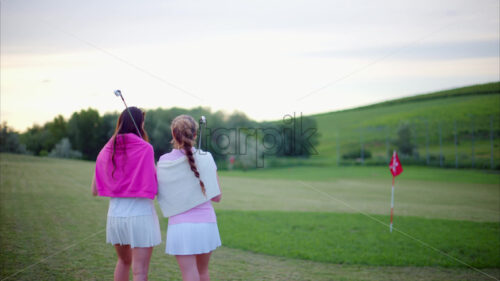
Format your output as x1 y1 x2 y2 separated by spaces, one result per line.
171 115 206 196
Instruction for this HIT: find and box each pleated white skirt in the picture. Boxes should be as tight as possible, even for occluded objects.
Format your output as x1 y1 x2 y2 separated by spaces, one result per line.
166 223 221 255
106 212 162 248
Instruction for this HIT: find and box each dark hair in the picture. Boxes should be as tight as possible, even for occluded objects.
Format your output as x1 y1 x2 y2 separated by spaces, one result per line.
111 107 149 178
115 107 148 140
171 115 206 196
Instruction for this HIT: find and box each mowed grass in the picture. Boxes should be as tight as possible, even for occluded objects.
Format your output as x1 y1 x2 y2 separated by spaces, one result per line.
218 167 500 222
215 166 500 268
1 154 500 280
217 210 500 267
218 165 500 185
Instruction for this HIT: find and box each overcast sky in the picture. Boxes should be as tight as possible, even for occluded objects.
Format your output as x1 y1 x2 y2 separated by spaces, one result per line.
1 0 499 131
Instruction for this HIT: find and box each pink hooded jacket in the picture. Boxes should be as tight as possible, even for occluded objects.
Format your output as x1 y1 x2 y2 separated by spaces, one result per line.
95 133 157 199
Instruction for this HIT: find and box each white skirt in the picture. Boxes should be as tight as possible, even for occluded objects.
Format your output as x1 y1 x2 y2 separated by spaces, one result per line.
106 212 162 248
166 223 221 255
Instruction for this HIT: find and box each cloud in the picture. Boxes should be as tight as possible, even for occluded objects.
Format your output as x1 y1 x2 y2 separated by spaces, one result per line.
303 39 500 60
2 0 498 55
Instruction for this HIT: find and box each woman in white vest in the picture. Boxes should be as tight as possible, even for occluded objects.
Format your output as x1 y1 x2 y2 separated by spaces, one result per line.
156 114 222 281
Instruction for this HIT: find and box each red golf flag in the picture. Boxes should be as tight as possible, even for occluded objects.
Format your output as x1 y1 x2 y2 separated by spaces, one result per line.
389 151 403 177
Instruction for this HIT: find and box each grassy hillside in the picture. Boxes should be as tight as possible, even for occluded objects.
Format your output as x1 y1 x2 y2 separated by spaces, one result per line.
336 82 500 112
308 82 500 168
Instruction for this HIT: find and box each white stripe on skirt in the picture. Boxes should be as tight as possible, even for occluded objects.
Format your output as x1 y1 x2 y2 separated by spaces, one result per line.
166 222 221 255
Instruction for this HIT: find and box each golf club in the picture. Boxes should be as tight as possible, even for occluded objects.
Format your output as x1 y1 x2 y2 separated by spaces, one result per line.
198 116 206 150
114 90 142 139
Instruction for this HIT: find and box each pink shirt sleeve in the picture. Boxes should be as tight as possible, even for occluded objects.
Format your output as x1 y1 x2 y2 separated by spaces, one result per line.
159 149 185 161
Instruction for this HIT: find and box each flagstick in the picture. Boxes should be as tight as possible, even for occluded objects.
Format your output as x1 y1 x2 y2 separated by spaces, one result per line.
390 175 395 233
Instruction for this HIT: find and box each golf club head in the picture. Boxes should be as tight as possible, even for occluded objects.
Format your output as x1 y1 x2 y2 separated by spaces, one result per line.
114 89 122 97
199 116 206 125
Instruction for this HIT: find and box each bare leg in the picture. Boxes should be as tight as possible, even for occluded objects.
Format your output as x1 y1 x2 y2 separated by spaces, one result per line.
114 245 132 281
196 252 212 281
176 255 200 281
132 247 153 281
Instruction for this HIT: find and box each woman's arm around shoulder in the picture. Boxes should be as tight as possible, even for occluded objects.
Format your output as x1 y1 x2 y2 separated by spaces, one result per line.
91 174 98 196
211 172 222 202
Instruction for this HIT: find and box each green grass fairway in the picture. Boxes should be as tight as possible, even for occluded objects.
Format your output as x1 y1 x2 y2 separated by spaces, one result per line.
219 165 500 184
218 168 499 222
1 154 499 280
217 211 499 267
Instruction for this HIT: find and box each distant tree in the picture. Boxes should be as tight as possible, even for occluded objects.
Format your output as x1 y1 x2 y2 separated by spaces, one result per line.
43 115 68 152
234 130 265 170
273 115 319 157
342 148 372 160
145 107 217 160
49 138 82 159
226 111 256 128
145 108 177 159
0 123 26 153
19 116 67 155
20 124 50 155
393 123 415 156
67 108 103 160
101 112 119 140
10 106 323 169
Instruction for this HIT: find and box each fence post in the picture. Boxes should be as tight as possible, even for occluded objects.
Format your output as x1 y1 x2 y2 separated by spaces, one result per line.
454 120 458 168
386 126 390 164
471 116 475 168
490 115 494 169
439 122 443 167
412 122 418 160
360 129 364 165
336 132 340 166
426 119 430 165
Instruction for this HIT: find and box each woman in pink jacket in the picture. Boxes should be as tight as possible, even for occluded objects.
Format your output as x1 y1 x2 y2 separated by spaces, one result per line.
92 107 161 281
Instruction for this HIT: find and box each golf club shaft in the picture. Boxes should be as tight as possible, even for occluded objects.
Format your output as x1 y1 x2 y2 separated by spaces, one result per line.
198 125 203 149
120 96 142 139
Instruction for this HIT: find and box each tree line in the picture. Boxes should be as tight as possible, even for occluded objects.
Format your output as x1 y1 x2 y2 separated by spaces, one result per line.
1 107 319 169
